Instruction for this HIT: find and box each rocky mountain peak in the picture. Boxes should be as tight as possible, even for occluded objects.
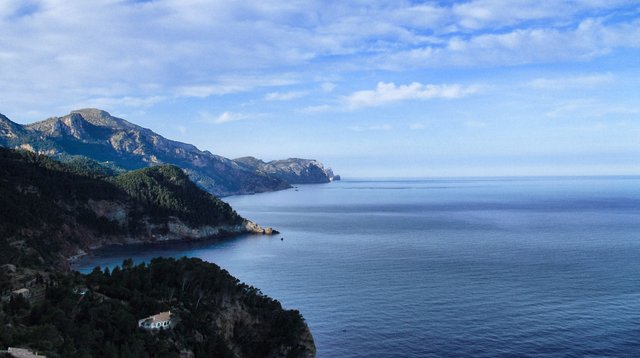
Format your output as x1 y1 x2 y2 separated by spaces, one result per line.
25 116 62 135
0 109 336 196
234 156 338 184
70 108 137 130
0 113 22 139
25 112 105 140
234 156 266 167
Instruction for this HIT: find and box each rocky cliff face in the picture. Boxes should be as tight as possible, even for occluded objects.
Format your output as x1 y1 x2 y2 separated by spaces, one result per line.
0 109 291 196
235 156 339 184
0 113 23 139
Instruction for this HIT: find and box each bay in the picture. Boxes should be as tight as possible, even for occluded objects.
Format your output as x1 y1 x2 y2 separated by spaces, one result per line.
76 177 640 357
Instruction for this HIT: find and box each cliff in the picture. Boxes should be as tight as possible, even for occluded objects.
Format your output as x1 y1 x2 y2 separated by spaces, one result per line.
234 157 339 184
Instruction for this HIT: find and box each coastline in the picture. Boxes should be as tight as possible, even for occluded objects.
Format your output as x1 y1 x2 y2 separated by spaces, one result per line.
67 219 278 270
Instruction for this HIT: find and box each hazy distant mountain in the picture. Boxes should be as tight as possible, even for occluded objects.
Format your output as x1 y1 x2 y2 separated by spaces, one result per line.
0 109 303 196
234 156 339 184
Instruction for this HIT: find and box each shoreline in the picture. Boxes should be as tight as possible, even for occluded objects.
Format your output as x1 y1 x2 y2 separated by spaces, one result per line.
67 220 278 271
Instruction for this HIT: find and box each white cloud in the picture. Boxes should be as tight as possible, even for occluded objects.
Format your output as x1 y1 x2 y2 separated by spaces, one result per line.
70 95 167 110
1 1 639 119
452 0 637 30
302 104 331 113
409 122 428 130
349 124 393 132
527 73 614 90
453 0 569 30
464 120 487 128
177 74 299 98
345 82 479 109
545 99 640 118
199 111 253 124
265 90 308 101
377 17 640 69
321 82 336 93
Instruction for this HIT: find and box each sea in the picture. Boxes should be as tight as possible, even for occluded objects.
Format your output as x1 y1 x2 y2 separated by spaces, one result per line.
76 177 640 357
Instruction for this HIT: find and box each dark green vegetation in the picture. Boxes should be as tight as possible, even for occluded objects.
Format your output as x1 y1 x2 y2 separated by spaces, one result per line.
113 166 242 227
0 148 315 357
0 147 243 268
0 258 312 358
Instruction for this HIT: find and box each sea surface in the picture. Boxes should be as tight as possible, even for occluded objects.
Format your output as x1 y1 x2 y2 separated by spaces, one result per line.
76 177 640 357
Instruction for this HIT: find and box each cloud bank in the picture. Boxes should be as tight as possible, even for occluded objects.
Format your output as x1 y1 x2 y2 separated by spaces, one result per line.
0 1 638 118
345 82 478 109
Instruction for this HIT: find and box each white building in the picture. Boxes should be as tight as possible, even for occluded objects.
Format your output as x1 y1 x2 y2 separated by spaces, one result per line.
138 311 174 330
73 287 89 296
6 347 46 358
11 288 30 299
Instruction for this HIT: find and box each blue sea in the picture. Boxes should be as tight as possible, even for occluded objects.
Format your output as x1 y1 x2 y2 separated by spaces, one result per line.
76 177 640 357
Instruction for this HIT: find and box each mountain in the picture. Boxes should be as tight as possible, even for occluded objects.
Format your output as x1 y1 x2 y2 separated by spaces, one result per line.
0 147 314 357
0 109 293 196
234 157 339 184
0 147 275 269
0 113 23 139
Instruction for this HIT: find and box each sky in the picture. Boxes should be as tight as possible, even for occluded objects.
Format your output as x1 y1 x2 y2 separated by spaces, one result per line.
1 0 639 177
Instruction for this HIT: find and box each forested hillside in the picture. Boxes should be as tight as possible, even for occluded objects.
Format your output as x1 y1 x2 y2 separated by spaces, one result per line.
0 147 249 269
0 148 315 357
0 258 314 357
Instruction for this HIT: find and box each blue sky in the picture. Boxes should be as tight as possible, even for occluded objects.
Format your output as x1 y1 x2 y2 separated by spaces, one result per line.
1 1 639 177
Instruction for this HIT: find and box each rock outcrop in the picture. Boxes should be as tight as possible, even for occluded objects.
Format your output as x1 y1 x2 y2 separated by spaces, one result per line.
235 156 339 184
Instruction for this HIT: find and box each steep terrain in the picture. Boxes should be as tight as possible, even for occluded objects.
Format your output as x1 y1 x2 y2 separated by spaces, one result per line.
0 148 315 357
0 257 315 358
234 157 339 184
0 147 273 269
0 109 291 196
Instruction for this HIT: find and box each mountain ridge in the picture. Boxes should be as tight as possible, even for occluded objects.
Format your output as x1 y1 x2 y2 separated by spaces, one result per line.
0 109 337 196
235 156 339 184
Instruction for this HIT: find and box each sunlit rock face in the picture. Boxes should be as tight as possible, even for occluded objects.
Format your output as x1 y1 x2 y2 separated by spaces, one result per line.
0 109 291 196
234 156 338 184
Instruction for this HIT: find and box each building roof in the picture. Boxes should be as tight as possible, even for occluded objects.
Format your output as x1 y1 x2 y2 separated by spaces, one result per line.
7 347 47 358
141 311 172 323
73 287 89 295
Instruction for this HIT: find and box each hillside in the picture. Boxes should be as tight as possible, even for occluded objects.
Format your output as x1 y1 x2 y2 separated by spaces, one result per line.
0 147 273 269
0 256 315 357
0 148 315 357
234 157 339 184
0 109 337 196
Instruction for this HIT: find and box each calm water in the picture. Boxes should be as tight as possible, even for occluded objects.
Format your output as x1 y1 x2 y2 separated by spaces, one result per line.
76 177 640 357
